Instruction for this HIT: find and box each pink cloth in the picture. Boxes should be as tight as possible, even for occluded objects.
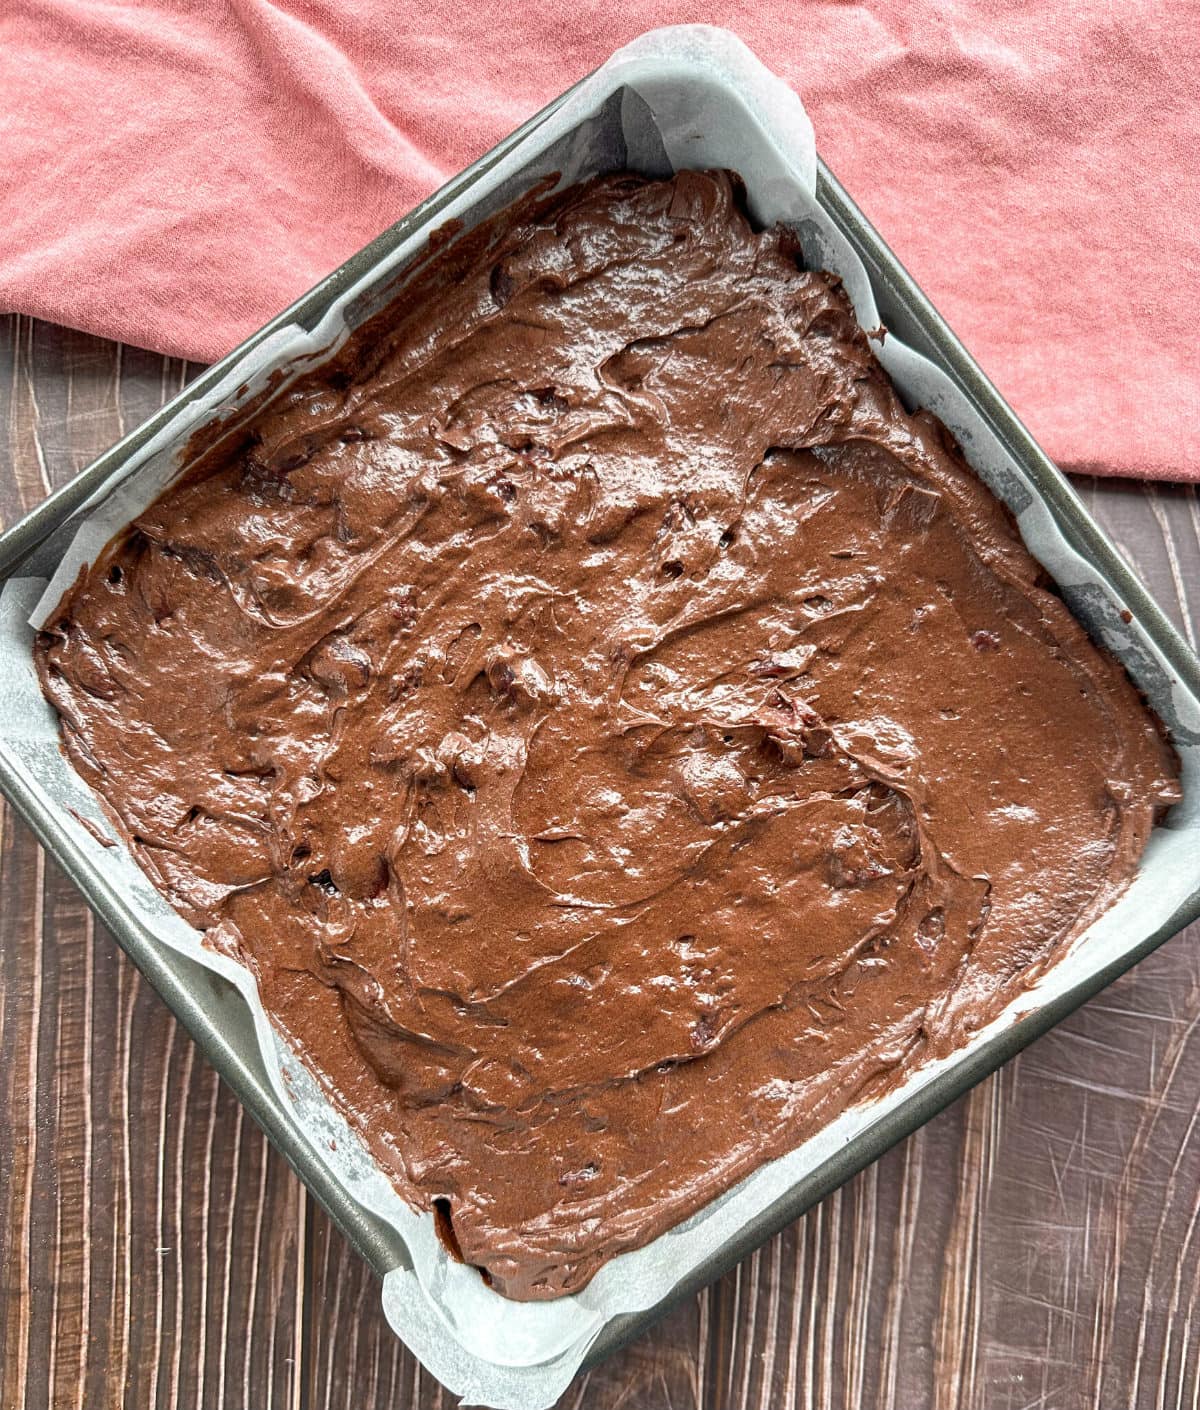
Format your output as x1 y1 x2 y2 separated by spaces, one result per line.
1 4 1197 481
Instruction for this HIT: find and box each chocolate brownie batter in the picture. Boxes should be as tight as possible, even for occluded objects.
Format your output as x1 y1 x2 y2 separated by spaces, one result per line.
37 171 1179 1299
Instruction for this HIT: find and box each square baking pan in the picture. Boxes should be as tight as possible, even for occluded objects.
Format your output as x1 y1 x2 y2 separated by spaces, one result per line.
1 26 1198 1408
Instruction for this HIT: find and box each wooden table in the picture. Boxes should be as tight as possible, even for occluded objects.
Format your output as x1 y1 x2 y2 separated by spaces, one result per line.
2 313 1198 1410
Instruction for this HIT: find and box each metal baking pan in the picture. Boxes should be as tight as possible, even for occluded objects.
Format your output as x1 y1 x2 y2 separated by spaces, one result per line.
1 27 1198 1408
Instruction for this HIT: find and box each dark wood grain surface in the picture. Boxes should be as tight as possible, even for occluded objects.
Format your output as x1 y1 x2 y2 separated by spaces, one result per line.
1 312 1198 1410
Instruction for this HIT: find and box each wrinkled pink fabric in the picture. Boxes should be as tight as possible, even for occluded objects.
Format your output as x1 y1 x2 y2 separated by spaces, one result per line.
1 4 1197 480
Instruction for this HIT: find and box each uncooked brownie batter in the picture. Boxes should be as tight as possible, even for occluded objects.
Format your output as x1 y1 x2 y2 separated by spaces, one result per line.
38 171 1179 1299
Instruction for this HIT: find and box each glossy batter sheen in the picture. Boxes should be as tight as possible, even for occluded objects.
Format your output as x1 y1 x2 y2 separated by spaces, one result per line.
37 171 1180 1299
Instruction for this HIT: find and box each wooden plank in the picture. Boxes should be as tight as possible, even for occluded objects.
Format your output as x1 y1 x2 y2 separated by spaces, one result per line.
1 313 1197 1409
0 315 304 1410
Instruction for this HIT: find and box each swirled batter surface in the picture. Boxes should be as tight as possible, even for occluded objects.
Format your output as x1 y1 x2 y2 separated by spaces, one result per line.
38 171 1179 1299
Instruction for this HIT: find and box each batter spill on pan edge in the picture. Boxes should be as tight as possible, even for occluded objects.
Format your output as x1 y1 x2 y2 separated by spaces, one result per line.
37 171 1180 1299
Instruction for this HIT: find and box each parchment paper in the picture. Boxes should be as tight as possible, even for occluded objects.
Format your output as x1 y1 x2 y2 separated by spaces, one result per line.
2 26 1198 1409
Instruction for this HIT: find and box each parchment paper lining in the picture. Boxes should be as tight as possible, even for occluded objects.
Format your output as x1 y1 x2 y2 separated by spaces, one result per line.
2 26 1197 1409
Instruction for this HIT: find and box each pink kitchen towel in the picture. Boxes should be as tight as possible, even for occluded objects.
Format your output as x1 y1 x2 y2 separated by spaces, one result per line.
1 2 1197 481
